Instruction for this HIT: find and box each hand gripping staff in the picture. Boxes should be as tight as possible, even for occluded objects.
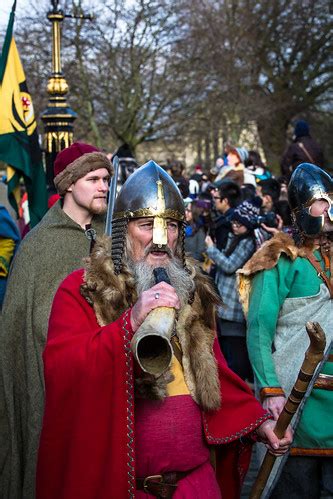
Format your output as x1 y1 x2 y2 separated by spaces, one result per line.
250 321 326 499
105 155 120 236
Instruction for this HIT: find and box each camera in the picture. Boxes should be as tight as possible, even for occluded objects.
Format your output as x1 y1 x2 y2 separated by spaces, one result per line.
256 212 278 228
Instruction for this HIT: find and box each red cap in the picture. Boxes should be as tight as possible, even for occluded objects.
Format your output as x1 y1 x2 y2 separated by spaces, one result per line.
54 142 99 178
53 142 113 196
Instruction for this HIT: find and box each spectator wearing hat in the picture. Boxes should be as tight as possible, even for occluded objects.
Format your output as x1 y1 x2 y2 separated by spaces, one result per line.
0 143 113 499
280 119 325 179
214 146 248 186
205 198 262 382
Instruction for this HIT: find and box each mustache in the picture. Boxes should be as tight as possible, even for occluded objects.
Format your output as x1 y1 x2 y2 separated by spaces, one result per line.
144 244 172 257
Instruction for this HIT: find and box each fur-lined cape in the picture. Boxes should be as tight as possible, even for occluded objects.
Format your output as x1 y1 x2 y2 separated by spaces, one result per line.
237 231 313 316
81 235 222 411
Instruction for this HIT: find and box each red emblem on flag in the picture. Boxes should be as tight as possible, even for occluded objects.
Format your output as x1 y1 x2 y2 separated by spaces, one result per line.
21 96 31 109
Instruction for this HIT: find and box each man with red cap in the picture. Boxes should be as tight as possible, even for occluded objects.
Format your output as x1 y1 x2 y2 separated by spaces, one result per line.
0 143 113 499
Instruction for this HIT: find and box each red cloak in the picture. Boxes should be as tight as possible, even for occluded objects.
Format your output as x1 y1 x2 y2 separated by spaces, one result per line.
37 269 268 498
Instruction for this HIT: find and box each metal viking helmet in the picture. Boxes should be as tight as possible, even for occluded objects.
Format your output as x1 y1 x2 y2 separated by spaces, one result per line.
288 163 333 236
110 160 186 273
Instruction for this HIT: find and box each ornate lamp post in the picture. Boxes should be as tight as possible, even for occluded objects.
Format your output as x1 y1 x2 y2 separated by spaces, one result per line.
42 0 92 192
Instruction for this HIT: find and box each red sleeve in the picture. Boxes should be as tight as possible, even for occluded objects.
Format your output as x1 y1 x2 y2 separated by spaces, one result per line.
37 269 134 499
44 269 133 396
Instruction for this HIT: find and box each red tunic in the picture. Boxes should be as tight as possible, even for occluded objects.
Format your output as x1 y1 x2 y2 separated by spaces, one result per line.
135 395 220 498
36 269 268 499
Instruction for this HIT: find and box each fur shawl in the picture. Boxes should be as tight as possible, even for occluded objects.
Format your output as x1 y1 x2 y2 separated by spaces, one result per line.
237 231 312 316
81 236 222 411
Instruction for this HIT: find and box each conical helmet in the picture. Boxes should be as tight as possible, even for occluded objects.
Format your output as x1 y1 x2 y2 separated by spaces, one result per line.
288 163 333 236
110 160 186 273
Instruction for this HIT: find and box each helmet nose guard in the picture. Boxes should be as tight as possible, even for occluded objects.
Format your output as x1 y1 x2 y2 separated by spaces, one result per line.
110 160 186 273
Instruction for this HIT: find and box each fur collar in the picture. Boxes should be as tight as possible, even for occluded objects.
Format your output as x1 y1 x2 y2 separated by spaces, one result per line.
237 231 312 315
81 236 222 411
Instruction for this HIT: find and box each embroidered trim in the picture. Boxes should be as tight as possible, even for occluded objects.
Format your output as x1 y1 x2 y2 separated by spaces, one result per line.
122 310 136 498
203 413 271 444
260 387 285 400
290 447 333 457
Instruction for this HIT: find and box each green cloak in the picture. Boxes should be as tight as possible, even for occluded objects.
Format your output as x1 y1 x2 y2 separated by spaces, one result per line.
0 201 105 499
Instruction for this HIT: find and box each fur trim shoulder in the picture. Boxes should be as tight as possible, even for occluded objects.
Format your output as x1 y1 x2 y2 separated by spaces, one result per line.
237 231 310 316
80 235 137 326
238 231 309 277
81 235 221 328
80 236 222 411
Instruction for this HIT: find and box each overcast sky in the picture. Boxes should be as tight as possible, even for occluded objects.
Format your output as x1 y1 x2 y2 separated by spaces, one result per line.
1 0 47 46
0 0 16 18
1 0 20 25
0 0 48 33
0 0 26 34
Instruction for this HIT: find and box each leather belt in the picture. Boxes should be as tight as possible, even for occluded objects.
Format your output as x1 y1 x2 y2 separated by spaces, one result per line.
136 470 192 498
314 373 333 390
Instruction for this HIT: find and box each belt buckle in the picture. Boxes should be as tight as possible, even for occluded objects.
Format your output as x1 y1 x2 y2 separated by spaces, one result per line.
143 474 163 492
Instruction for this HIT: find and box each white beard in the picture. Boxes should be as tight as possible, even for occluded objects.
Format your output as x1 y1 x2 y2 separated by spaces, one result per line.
126 256 194 307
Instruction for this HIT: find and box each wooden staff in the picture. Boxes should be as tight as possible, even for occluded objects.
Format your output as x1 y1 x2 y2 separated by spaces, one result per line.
250 321 326 499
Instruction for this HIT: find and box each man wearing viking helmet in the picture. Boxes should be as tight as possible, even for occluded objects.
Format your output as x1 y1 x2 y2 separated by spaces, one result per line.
37 161 291 499
240 163 333 497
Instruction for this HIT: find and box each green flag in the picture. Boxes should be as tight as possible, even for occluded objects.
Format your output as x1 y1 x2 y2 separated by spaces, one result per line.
0 0 47 227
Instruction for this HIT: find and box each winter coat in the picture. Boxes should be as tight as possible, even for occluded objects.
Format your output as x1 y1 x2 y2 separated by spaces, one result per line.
207 233 255 324
184 225 206 261
0 201 105 499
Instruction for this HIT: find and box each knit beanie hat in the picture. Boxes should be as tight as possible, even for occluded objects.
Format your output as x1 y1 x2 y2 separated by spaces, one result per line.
231 196 262 229
226 145 249 164
54 142 113 196
294 120 310 139
235 147 249 164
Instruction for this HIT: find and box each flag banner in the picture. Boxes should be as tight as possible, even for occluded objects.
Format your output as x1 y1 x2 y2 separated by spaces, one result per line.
0 0 47 227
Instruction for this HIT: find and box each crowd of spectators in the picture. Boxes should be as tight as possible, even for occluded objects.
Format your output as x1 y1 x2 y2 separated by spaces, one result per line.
1 120 326 385
165 121 326 384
